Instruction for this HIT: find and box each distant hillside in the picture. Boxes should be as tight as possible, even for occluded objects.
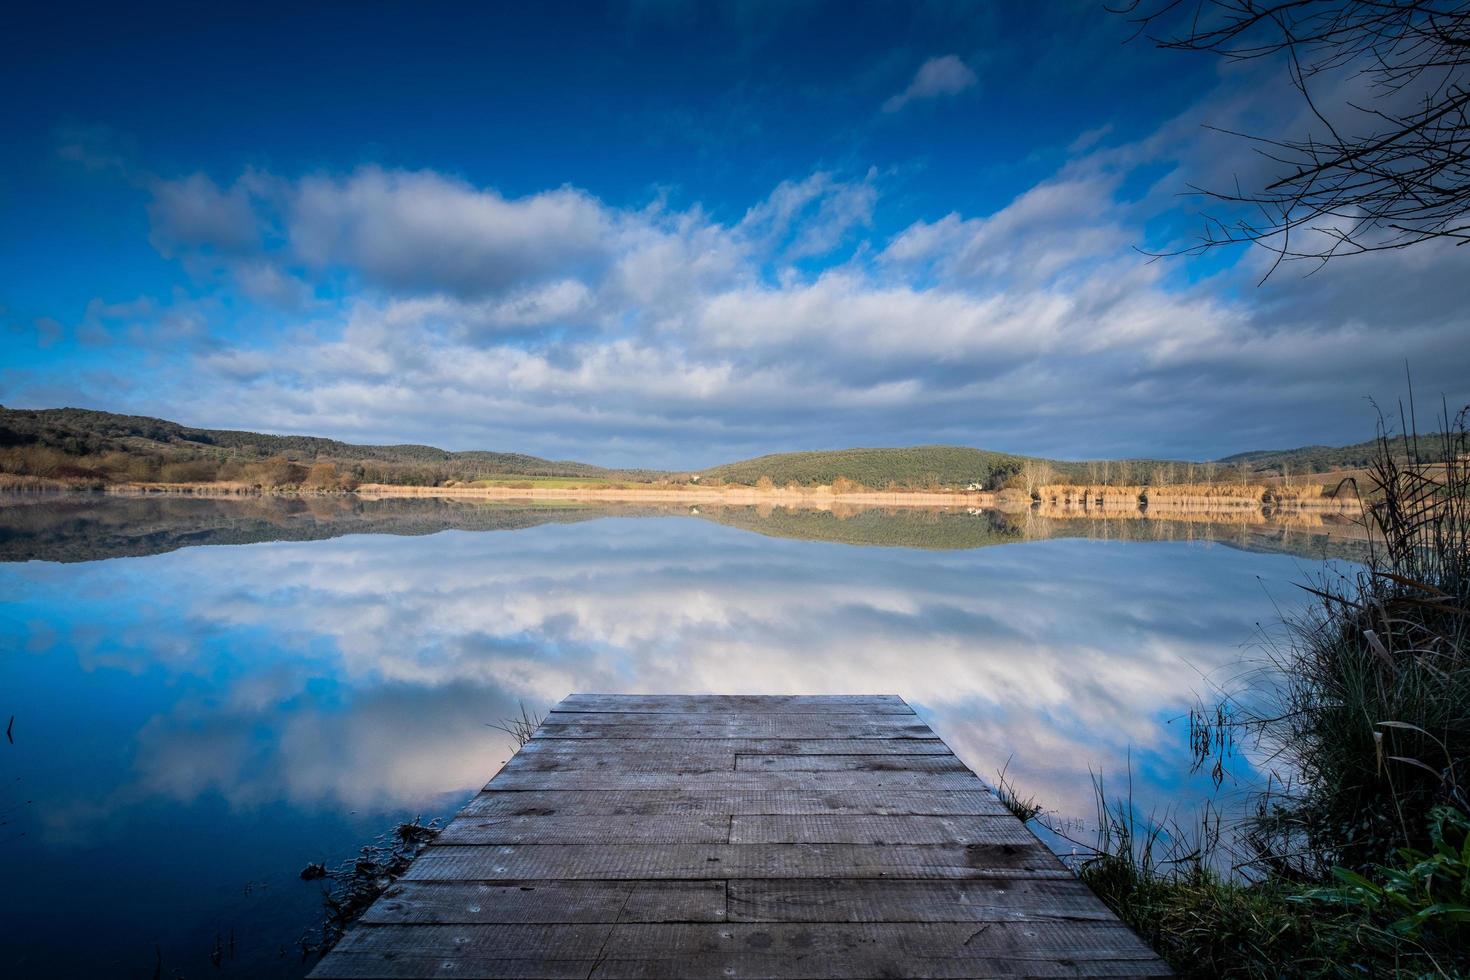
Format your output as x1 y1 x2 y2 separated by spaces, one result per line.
1218 435 1441 474
698 446 1198 489
702 446 1034 489
0 406 615 488
704 435 1439 489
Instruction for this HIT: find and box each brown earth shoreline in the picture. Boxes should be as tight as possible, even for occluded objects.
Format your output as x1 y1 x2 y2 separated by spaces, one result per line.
0 476 1363 513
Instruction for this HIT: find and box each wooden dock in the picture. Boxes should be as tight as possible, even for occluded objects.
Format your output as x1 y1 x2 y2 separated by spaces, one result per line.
311 694 1170 978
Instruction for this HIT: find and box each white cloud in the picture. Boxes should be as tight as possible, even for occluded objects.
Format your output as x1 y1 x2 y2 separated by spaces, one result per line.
882 55 978 113
229 260 310 308
737 170 877 258
881 174 1126 284
287 167 616 298
147 172 261 256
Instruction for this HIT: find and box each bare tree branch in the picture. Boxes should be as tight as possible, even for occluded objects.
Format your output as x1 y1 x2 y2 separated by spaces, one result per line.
1113 1 1470 275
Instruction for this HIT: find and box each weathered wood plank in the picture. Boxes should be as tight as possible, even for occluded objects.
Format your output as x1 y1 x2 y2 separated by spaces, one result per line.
402 842 1068 881
314 952 1169 979
310 953 591 979
313 922 608 979
726 878 1116 923
727 814 1036 846
532 720 935 739
515 736 954 756
503 746 978 772
593 921 1165 971
315 922 1169 979
361 878 1115 927
484 769 987 792
361 880 728 925
461 788 1011 817
556 694 913 714
437 813 731 845
736 753 969 772
501 750 739 772
544 711 916 726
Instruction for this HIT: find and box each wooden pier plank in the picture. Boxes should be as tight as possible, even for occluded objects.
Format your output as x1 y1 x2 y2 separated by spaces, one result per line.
483 769 989 792
311 694 1170 979
535 714 934 734
734 752 971 772
725 878 1119 923
460 788 1012 817
401 842 1068 882
361 880 728 925
532 719 935 739
726 814 1038 845
542 711 917 725
498 750 740 773
437 813 732 845
317 922 1170 979
514 736 954 755
554 693 913 714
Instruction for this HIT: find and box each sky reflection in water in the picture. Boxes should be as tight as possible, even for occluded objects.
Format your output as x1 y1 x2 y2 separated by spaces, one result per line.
0 496 1344 977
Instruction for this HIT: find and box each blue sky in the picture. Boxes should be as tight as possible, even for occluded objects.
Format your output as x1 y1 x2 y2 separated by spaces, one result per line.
3 0 1466 467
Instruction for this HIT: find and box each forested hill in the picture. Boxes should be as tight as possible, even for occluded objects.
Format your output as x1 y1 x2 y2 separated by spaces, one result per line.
1217 438 1386 474
702 446 1037 488
0 406 613 485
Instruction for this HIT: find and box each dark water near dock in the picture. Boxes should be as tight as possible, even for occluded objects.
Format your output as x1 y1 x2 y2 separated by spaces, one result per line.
0 493 1358 976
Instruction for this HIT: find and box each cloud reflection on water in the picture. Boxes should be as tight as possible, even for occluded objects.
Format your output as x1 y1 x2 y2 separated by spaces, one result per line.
4 510 1314 838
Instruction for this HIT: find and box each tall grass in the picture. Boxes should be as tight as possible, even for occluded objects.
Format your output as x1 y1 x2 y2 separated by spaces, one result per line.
1241 406 1469 875
1061 404 1470 978
487 701 544 747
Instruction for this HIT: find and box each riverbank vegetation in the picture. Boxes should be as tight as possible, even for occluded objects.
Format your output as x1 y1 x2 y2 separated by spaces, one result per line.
1048 409 1470 978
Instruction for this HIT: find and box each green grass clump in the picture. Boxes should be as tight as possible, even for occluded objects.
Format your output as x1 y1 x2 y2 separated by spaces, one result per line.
1076 801 1470 978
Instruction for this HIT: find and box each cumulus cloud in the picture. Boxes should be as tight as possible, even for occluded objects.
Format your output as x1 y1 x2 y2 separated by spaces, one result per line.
882 54 977 113
288 167 616 298
881 174 1127 285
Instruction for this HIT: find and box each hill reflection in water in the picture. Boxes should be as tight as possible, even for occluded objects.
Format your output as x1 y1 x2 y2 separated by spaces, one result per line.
0 491 1371 564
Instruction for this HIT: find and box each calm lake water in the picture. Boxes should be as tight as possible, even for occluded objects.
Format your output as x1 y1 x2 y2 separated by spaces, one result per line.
0 494 1364 977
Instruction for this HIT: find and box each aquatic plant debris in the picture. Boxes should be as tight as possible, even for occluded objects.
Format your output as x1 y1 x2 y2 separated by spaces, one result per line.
298 817 442 961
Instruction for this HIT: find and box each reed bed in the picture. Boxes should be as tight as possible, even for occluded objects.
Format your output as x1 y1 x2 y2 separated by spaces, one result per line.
1148 482 1269 500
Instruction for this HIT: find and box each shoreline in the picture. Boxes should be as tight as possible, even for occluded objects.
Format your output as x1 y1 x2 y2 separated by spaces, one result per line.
354 482 1361 512
0 478 1364 513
